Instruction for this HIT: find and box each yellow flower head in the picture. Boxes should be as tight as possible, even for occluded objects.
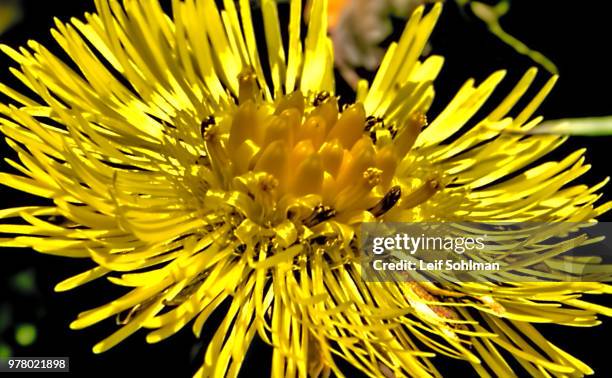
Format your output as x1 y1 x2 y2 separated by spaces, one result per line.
0 0 611 377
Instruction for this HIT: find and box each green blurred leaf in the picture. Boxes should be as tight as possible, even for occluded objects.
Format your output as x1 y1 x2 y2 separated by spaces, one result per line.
15 323 37 347
0 343 11 359
9 269 36 295
525 117 612 136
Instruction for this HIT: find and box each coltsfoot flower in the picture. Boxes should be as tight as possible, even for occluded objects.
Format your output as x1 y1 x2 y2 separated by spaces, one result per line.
0 0 611 377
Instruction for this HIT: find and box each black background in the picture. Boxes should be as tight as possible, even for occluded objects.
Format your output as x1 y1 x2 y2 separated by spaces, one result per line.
1 0 612 377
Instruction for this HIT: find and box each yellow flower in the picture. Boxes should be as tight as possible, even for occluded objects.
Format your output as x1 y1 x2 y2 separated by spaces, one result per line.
0 0 610 377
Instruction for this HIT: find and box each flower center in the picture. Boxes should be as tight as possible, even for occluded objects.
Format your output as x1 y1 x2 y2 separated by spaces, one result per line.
199 70 427 227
